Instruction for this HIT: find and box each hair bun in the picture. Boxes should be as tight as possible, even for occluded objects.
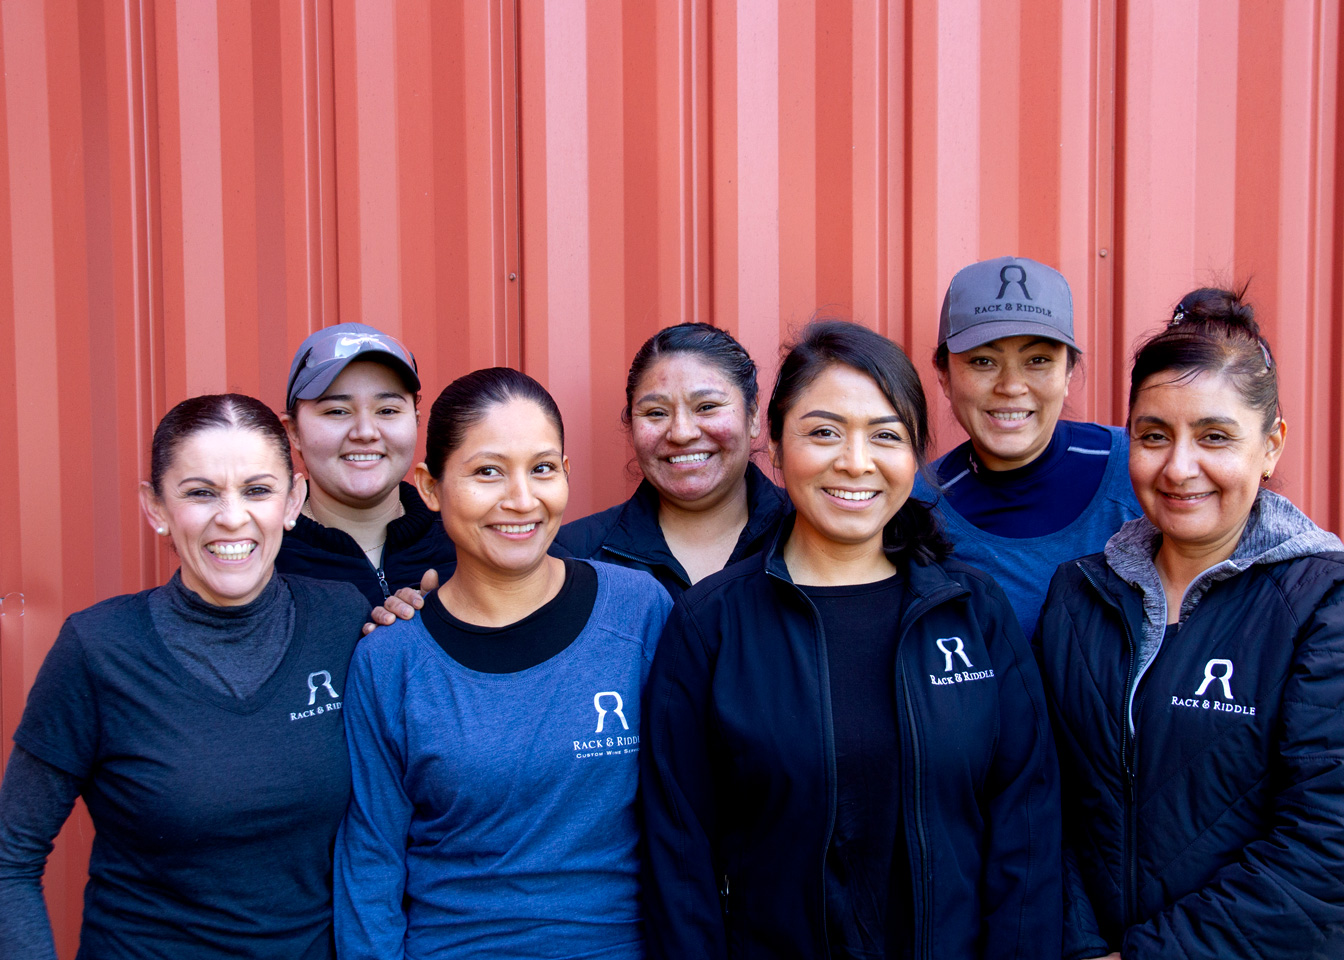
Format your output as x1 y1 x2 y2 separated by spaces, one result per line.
1170 285 1259 337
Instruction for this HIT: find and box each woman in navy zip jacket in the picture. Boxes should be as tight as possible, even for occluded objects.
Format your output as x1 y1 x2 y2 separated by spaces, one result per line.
641 321 1062 959
276 323 456 607
557 323 790 599
1035 288 1344 959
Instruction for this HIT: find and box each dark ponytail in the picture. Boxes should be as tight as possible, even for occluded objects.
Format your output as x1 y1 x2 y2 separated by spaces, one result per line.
1128 284 1279 432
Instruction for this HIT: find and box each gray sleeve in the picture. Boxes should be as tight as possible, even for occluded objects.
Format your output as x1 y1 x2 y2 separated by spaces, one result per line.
0 745 81 960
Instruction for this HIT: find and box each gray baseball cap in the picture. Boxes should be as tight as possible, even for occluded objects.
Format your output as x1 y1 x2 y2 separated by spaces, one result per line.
285 323 420 409
938 256 1077 353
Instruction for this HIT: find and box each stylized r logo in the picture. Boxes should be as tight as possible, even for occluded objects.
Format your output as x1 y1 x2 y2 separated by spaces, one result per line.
307 670 339 706
936 637 973 673
594 691 629 733
996 264 1032 300
1194 659 1234 700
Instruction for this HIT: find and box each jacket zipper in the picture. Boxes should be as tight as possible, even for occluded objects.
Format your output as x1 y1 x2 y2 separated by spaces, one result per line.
374 564 390 599
599 545 690 592
901 672 932 960
1078 562 1140 927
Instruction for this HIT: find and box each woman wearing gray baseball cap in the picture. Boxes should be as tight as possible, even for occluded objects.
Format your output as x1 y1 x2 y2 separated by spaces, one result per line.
912 257 1140 637
276 323 456 607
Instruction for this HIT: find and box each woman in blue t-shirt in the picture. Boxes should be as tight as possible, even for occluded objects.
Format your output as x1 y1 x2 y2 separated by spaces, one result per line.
0 394 371 960
334 368 672 960
914 256 1141 637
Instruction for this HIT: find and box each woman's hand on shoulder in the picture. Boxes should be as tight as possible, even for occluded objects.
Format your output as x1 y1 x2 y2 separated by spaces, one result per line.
361 569 440 635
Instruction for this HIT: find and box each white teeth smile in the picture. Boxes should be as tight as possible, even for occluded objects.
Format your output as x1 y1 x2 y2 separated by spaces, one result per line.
1164 492 1210 501
494 523 538 534
826 489 877 501
207 541 257 560
343 454 383 462
668 453 710 464
989 411 1032 421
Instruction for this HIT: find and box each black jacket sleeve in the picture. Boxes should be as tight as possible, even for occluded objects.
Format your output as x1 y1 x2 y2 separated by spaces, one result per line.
640 601 727 960
1033 576 1112 960
1121 581 1344 959
975 577 1064 960
0 745 81 960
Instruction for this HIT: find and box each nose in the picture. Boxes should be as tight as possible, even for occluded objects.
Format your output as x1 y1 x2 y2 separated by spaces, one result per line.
348 408 379 441
1162 438 1201 483
993 364 1028 397
668 407 701 444
835 434 875 476
214 492 248 530
501 470 540 513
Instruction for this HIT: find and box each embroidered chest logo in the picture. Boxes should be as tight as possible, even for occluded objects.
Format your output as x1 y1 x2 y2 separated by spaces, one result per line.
1171 658 1256 717
290 670 343 722
929 637 994 687
573 690 639 759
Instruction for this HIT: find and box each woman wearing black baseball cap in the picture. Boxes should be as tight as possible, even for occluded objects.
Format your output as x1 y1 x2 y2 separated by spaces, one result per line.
913 257 1141 637
277 323 456 606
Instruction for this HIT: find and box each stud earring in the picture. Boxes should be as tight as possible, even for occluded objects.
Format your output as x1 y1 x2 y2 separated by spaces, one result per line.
285 519 296 530
155 526 168 536
1261 471 1272 482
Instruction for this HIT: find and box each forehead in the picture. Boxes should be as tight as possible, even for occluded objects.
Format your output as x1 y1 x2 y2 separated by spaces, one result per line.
167 427 287 476
1132 370 1259 420
319 359 413 397
457 397 562 450
635 352 743 397
790 363 896 415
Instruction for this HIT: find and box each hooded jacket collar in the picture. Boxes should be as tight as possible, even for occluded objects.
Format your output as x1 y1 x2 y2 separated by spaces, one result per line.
289 481 439 557
603 462 790 583
1097 489 1344 677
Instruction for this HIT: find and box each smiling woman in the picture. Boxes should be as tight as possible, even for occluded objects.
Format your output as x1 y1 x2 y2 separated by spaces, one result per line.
641 320 1062 959
913 257 1141 638
556 323 790 597
0 394 371 960
334 368 673 960
276 323 456 606
1035 288 1344 959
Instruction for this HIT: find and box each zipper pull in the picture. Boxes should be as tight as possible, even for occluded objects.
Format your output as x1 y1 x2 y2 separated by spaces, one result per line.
719 874 730 915
377 566 391 599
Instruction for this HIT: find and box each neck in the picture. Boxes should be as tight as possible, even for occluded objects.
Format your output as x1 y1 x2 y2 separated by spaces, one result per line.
657 478 751 538
439 554 566 628
782 524 896 587
304 483 403 551
1153 519 1250 606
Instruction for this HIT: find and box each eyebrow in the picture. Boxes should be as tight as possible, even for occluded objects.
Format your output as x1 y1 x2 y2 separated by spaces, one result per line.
176 473 280 488
798 409 903 426
634 388 730 406
1132 415 1239 429
316 391 409 402
465 448 564 462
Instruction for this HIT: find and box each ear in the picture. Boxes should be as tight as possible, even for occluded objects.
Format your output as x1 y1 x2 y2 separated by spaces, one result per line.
414 462 442 512
139 481 168 536
935 366 952 402
281 411 302 454
561 454 571 478
285 475 307 527
1262 417 1287 476
1063 361 1075 398
748 403 762 440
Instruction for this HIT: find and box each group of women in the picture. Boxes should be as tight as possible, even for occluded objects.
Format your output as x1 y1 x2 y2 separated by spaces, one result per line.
0 256 1340 959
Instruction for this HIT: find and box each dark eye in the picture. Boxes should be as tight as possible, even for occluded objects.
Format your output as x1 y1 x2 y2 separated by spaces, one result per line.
244 485 274 498
1137 431 1168 444
534 461 559 475
186 487 216 499
874 429 903 442
322 407 349 417
1203 432 1230 444
1027 355 1054 366
640 408 667 420
377 406 402 416
809 426 839 439
476 465 502 477
697 402 722 414
967 356 993 368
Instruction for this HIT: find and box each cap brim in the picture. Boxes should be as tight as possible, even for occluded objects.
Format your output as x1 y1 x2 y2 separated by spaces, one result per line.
944 318 1077 353
288 351 421 406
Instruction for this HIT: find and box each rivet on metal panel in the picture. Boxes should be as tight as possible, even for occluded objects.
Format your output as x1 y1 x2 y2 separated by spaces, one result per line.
508 273 518 282
1098 249 1109 258
0 593 24 616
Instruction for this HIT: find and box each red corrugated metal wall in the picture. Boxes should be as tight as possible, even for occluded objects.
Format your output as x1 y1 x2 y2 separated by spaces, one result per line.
2 1 1341 953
